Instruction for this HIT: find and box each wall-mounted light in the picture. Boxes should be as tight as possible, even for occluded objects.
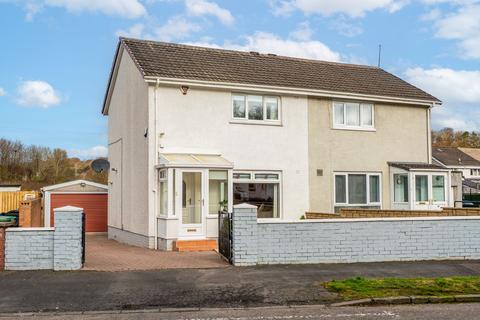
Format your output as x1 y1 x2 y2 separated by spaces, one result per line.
180 85 189 95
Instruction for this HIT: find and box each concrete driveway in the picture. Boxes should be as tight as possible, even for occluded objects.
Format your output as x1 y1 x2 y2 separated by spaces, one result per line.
84 234 228 271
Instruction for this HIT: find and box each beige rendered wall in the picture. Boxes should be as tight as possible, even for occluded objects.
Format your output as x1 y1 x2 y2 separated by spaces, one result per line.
308 98 429 213
107 50 150 237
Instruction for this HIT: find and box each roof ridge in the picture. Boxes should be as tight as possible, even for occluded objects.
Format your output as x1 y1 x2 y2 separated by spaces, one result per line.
120 37 381 70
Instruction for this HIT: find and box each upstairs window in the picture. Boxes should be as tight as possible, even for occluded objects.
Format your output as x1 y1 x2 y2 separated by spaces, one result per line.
232 94 280 123
333 102 374 130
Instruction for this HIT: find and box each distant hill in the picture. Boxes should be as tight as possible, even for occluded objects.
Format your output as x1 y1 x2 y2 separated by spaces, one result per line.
0 138 107 191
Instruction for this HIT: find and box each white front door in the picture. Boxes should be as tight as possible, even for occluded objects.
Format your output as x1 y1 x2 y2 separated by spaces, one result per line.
176 169 206 238
414 173 448 210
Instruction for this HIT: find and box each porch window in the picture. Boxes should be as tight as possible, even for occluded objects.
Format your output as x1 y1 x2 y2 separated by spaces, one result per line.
333 102 374 130
232 94 280 122
233 171 281 218
432 175 445 201
415 175 428 202
393 174 409 203
158 170 168 216
334 172 381 207
209 170 228 214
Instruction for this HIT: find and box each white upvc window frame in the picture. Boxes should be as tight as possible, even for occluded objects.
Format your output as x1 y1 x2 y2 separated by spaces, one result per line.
392 173 409 205
231 93 281 124
332 101 375 131
333 172 382 207
232 170 283 219
157 168 173 218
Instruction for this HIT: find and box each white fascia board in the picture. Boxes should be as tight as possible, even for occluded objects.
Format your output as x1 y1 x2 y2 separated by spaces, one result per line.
144 76 440 107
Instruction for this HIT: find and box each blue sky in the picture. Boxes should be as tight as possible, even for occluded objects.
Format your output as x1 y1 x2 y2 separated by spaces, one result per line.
0 0 479 159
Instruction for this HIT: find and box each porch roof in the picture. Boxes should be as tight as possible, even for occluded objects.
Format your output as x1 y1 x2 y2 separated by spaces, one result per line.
388 162 448 171
157 153 234 169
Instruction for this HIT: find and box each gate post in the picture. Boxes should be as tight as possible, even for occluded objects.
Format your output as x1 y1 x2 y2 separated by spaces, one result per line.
232 203 258 266
53 206 83 271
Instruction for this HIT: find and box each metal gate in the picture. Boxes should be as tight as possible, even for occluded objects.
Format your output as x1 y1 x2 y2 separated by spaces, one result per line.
218 210 232 263
81 212 86 265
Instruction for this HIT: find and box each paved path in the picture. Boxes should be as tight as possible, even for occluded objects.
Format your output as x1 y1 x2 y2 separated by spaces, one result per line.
84 234 228 271
2 304 480 320
2 260 480 313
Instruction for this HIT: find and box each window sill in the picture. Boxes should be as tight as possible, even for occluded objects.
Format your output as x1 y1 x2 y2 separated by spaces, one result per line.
230 119 282 127
332 126 376 132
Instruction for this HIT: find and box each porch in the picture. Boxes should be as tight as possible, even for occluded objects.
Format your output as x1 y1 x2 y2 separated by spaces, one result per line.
389 162 453 210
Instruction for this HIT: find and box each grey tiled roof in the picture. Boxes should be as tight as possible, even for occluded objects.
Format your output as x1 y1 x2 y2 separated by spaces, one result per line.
121 38 440 103
432 147 480 166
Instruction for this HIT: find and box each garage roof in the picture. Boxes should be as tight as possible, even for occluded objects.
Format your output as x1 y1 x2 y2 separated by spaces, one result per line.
42 180 108 192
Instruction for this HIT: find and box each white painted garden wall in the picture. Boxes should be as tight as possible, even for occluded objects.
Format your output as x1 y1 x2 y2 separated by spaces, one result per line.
232 204 480 266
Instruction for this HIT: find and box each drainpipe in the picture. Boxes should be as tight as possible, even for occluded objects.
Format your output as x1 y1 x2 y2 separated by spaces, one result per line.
427 105 432 164
153 78 160 250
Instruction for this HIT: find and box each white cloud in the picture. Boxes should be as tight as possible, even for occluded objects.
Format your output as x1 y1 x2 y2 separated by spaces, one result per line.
270 0 408 17
405 67 480 104
404 67 480 131
185 0 234 25
18 0 146 20
68 146 108 160
432 4 480 59
0 87 6 96
227 32 341 61
116 23 146 38
420 8 442 21
155 16 201 41
329 16 363 37
289 21 313 41
16 80 61 108
117 16 201 42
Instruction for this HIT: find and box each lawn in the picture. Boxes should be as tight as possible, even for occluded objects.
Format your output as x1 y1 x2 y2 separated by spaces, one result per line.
324 276 480 300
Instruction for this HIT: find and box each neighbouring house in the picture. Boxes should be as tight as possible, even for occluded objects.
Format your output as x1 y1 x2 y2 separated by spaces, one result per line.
0 184 21 192
102 37 451 250
432 147 480 197
433 147 480 179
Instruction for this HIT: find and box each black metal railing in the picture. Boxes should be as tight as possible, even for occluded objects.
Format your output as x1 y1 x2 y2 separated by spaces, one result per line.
218 210 232 263
81 212 86 265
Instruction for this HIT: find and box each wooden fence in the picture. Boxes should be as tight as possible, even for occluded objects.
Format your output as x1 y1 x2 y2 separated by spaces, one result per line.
0 191 40 213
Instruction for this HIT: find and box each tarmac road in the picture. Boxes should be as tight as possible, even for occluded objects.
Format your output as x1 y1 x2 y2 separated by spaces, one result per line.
1 304 480 320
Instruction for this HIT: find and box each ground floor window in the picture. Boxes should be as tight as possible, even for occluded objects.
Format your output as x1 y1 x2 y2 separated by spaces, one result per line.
334 172 381 210
233 171 281 218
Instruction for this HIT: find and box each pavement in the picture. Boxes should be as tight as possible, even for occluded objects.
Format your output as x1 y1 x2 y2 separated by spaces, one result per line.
84 234 228 271
2 304 480 320
2 260 480 313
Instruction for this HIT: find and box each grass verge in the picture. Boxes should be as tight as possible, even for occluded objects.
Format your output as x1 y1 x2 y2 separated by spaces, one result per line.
324 276 480 300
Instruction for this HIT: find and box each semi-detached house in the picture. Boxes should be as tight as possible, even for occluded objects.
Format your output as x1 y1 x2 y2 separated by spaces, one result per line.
102 37 450 250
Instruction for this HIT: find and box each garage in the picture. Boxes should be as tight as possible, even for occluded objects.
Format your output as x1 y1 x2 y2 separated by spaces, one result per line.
42 180 108 232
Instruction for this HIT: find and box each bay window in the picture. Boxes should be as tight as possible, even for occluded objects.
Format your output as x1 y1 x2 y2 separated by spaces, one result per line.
334 172 381 209
232 94 280 123
333 102 374 130
233 171 281 218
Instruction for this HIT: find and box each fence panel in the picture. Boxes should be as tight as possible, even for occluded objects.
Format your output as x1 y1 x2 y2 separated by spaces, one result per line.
0 191 40 213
